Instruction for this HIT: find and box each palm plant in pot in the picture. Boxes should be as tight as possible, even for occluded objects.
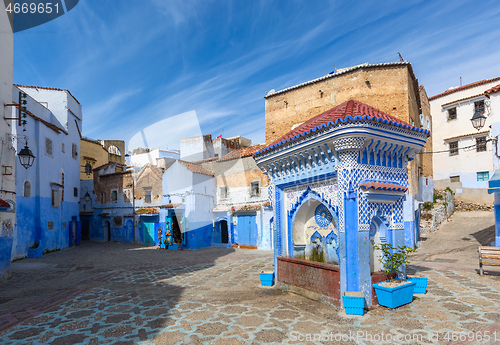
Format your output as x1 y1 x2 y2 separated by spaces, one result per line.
372 243 416 308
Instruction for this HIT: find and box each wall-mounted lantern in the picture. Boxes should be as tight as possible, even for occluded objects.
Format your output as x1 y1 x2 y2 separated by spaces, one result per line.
18 141 35 169
471 111 487 131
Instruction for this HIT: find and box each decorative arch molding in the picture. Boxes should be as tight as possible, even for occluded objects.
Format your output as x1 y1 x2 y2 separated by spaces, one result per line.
287 186 339 223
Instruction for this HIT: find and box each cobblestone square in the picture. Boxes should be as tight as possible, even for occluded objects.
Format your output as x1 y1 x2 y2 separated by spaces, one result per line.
1 212 500 344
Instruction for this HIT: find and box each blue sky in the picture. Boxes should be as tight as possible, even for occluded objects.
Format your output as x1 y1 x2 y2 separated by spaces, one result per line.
13 0 500 150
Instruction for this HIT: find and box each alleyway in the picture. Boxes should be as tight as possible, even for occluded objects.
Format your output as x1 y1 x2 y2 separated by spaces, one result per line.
0 216 499 344
411 211 495 273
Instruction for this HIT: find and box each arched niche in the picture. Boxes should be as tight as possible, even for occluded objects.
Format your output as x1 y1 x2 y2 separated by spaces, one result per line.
369 214 388 273
292 199 337 245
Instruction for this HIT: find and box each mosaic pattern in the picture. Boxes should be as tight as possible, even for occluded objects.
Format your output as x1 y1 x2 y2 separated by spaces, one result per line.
314 204 332 228
284 178 339 212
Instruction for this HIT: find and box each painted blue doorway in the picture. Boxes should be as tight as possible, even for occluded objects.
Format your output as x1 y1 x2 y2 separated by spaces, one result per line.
237 214 257 247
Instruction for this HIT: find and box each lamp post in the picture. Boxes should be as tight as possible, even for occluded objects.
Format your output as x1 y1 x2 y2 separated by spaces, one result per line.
471 111 487 131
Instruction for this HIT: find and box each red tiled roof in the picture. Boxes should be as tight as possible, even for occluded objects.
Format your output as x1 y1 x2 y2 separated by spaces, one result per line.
15 84 82 105
255 99 429 157
219 144 266 162
359 182 407 193
485 83 500 96
0 199 10 208
159 203 183 208
428 77 500 101
179 160 214 176
135 208 159 214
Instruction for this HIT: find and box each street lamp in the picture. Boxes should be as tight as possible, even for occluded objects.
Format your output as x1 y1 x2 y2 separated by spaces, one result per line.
471 111 487 131
84 192 91 202
18 143 35 169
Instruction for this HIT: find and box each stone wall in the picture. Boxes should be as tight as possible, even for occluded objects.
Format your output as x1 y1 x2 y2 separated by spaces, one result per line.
264 65 420 145
420 190 455 234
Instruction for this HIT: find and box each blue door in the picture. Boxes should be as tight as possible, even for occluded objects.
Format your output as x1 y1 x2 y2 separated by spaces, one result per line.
238 215 257 247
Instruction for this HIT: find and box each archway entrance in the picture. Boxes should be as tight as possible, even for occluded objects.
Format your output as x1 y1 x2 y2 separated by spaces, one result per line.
220 220 228 244
105 221 111 241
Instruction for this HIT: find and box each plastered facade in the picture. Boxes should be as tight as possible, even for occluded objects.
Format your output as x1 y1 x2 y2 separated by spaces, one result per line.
429 78 500 203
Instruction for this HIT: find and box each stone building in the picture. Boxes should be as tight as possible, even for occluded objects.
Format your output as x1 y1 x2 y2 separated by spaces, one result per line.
255 99 429 307
80 138 125 181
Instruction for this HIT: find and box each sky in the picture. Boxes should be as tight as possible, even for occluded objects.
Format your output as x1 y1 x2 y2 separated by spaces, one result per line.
12 0 500 151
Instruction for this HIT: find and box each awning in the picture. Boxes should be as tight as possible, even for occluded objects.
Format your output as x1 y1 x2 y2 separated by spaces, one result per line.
488 169 500 194
0 198 10 211
98 213 110 217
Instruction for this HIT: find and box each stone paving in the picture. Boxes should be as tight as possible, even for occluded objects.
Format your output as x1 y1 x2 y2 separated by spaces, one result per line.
0 212 499 344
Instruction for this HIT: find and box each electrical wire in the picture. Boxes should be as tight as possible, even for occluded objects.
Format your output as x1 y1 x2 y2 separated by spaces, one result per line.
417 137 496 154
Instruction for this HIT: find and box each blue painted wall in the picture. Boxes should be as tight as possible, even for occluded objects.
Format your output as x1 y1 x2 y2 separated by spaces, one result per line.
0 237 13 280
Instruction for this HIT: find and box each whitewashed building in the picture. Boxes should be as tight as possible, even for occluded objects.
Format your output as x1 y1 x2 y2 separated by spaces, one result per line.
0 5 15 279
12 85 82 258
429 77 500 203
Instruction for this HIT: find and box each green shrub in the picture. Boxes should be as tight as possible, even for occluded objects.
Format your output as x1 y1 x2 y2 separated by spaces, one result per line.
374 243 416 281
433 194 443 203
422 202 433 211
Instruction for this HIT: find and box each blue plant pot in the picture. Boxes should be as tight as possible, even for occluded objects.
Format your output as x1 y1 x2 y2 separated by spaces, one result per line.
342 292 365 315
408 277 427 293
260 272 274 286
373 279 416 309
168 243 179 250
27 242 44 258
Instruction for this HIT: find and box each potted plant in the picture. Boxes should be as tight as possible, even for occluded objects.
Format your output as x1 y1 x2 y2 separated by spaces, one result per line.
372 243 416 308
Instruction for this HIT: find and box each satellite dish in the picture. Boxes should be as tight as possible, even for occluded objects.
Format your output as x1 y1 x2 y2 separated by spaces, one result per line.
268 89 275 94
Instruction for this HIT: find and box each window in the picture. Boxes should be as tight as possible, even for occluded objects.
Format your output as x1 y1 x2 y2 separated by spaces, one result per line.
111 190 117 201
448 107 457 120
250 181 260 197
145 190 151 203
124 189 130 203
450 176 460 183
48 221 54 230
72 143 78 159
100 192 106 204
113 216 123 227
449 141 458 156
108 145 121 156
477 171 489 181
62 143 65 153
74 187 78 197
219 186 228 199
474 100 485 114
45 138 53 156
23 180 31 198
476 137 487 152
51 189 61 208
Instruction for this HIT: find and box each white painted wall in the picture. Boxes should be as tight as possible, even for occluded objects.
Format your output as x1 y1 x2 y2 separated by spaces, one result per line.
430 81 499 203
0 5 15 240
490 92 500 170
129 149 179 167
